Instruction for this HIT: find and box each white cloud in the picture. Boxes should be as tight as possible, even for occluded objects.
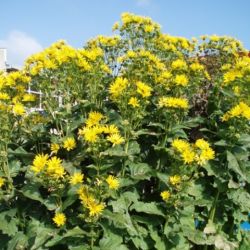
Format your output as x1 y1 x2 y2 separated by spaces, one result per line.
0 31 43 69
136 0 151 7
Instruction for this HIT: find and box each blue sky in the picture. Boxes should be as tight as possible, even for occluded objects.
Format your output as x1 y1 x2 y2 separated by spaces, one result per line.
1 0 250 67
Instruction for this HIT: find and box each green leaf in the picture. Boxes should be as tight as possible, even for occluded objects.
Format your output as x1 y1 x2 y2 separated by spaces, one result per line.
62 195 78 210
130 201 165 217
45 227 86 247
127 141 141 156
31 226 55 250
22 183 57 210
9 160 21 177
129 162 152 180
227 189 250 212
227 151 247 181
149 226 166 250
7 232 28 250
102 209 139 236
0 209 18 236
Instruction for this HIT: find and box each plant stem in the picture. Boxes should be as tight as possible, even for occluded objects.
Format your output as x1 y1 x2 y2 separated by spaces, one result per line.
203 190 220 250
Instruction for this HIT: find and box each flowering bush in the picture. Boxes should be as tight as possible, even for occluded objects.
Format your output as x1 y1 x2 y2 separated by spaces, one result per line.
0 13 250 250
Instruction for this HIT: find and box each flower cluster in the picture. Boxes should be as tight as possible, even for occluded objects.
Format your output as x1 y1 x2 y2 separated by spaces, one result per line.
78 185 105 217
79 111 124 145
31 154 65 179
222 102 250 121
158 97 189 109
172 138 215 165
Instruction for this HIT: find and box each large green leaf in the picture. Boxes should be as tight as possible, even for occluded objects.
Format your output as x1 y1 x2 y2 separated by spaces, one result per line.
130 201 165 217
0 209 18 236
227 151 247 181
129 162 152 180
45 226 87 247
22 183 57 210
7 232 28 250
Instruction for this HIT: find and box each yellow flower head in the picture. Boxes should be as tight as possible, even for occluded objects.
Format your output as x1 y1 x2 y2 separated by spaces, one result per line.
109 77 128 99
182 149 195 164
0 177 5 188
22 93 36 102
221 102 250 121
106 175 119 190
174 74 188 86
161 190 170 201
107 133 125 146
105 124 119 134
159 97 188 109
63 137 76 151
47 156 65 179
169 175 181 186
128 97 140 108
51 143 60 154
13 103 25 116
0 92 10 100
79 126 99 143
86 111 104 127
87 201 105 217
190 62 204 71
195 139 210 150
171 59 187 70
70 172 84 185
199 148 215 163
53 213 66 227
136 81 152 98
172 139 190 153
31 153 49 173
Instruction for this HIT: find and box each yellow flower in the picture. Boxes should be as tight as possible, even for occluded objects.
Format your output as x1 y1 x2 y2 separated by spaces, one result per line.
105 124 119 134
128 97 140 108
22 93 36 102
174 74 188 86
171 59 187 70
169 175 181 186
0 177 5 188
31 153 49 173
159 97 188 109
63 137 76 151
87 201 105 217
79 126 99 143
172 139 190 153
13 103 25 116
53 213 66 227
107 133 125 146
199 148 215 162
70 172 84 185
190 62 204 71
0 92 10 100
223 70 243 84
240 102 250 119
106 175 119 190
109 77 128 99
182 149 195 164
47 156 65 179
136 81 152 98
222 102 250 121
195 139 210 150
86 111 104 127
144 24 154 33
51 143 60 154
161 190 170 201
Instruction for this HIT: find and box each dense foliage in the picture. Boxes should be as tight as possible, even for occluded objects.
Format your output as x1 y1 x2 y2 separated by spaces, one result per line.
0 13 250 250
